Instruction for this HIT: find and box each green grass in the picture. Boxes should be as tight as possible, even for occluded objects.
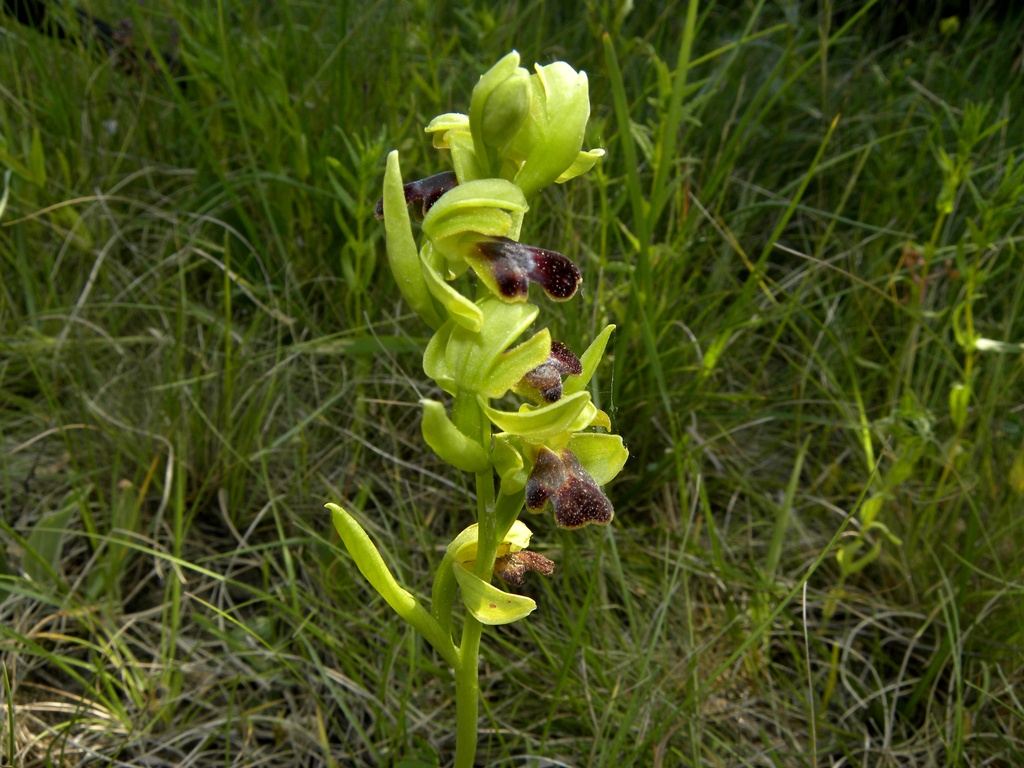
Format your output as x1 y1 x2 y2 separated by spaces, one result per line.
3 0 1024 765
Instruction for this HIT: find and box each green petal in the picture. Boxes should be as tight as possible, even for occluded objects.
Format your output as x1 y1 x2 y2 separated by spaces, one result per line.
447 520 533 563
425 112 470 147
480 391 590 440
420 399 490 473
483 328 551 399
564 324 615 396
453 561 536 625
568 432 629 486
448 520 536 561
555 148 606 183
565 400 602 434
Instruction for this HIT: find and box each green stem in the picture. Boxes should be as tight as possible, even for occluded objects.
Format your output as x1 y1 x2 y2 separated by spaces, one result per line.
449 390 498 767
454 619 483 768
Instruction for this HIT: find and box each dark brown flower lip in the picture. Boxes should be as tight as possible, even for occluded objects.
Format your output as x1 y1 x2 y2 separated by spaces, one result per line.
515 340 583 404
472 236 582 302
375 170 459 221
526 446 614 529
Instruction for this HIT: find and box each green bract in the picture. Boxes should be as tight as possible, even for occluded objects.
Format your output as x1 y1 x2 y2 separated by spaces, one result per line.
381 151 444 329
420 399 490 473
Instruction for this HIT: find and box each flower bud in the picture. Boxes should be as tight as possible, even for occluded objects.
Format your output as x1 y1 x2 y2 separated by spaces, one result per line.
506 62 596 197
479 68 531 153
469 51 531 177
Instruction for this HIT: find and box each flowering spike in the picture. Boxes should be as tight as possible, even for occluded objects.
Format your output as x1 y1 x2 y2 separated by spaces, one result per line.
333 51 623 766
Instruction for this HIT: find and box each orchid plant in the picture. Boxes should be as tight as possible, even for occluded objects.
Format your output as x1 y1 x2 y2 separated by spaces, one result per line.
327 51 628 766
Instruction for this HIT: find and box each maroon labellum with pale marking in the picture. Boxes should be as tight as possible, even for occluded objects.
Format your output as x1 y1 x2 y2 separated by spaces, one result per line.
471 236 582 302
525 446 614 529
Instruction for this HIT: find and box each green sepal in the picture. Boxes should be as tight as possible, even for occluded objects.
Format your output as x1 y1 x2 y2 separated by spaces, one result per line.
423 320 457 395
480 391 591 440
484 328 551 398
446 520 537 626
442 298 550 397
479 67 531 153
507 62 594 198
381 151 444 329
447 129 484 185
567 432 629 486
493 434 528 496
420 399 490 473
468 51 525 177
452 565 537 625
421 178 528 244
564 324 615 396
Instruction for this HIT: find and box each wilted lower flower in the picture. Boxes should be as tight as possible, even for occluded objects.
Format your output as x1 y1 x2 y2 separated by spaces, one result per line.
494 549 555 587
447 520 553 625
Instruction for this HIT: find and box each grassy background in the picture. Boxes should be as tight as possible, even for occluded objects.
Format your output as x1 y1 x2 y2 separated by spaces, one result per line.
3 0 1024 765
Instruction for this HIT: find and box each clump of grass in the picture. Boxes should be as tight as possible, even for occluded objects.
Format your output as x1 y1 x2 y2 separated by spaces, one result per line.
2 0 1024 765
